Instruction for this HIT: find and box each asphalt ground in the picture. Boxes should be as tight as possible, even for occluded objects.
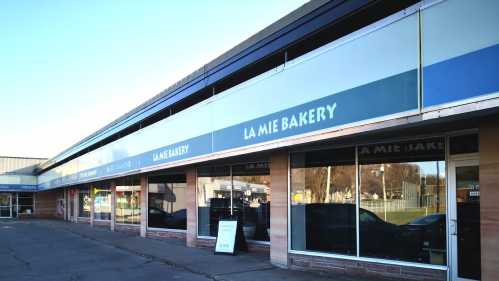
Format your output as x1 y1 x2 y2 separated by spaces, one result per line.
0 219 384 281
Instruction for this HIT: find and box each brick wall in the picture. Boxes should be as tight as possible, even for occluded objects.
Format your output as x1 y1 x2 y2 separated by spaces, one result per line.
195 238 269 254
33 189 63 218
270 150 289 267
93 220 110 227
116 224 140 234
480 117 499 281
76 217 90 224
289 253 446 281
186 167 197 247
147 230 187 240
140 175 147 237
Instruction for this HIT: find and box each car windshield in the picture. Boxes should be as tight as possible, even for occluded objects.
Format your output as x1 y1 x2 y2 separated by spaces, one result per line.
359 210 379 223
409 214 442 225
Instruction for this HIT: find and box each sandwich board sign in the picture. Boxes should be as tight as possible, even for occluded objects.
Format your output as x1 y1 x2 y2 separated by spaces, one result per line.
214 217 247 255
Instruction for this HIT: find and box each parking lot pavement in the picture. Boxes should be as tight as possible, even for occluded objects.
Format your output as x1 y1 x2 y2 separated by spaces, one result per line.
0 219 386 281
0 220 211 281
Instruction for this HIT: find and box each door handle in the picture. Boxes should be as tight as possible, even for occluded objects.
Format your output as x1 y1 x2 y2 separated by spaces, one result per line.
450 219 457 236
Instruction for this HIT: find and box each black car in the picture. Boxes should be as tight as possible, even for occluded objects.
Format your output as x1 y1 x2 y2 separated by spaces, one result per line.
297 203 399 256
399 213 446 264
148 207 186 229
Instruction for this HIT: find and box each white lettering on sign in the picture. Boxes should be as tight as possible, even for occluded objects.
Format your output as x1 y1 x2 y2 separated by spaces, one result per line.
244 102 337 141
79 169 97 179
153 144 189 162
106 160 132 173
359 141 444 155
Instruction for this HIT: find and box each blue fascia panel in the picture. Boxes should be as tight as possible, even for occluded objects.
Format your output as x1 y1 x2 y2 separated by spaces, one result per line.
423 43 499 107
39 68 418 190
0 184 38 192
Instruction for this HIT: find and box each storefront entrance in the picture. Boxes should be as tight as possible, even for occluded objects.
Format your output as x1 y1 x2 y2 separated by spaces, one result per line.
0 193 13 218
449 157 481 281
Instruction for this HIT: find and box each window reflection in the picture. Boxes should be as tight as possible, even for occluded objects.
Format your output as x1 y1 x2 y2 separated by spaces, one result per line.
0 193 12 217
197 163 271 241
116 177 141 225
93 185 111 220
148 174 186 230
359 138 446 265
232 163 270 241
17 192 34 215
78 189 91 218
290 147 357 255
289 138 447 265
197 166 231 237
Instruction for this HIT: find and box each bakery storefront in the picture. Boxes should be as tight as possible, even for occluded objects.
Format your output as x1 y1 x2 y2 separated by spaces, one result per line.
33 0 498 280
289 133 481 280
197 161 271 243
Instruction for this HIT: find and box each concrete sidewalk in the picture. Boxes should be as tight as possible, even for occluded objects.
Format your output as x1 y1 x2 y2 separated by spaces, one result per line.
2 219 387 281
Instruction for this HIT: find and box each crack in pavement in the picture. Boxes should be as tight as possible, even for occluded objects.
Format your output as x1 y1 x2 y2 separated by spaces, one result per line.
7 245 32 271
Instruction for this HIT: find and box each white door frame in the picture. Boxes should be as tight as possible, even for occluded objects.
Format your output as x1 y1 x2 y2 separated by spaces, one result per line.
447 153 480 281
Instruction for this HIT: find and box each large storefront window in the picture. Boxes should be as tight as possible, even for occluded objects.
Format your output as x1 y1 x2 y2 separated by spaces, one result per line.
79 189 91 218
291 147 356 255
116 177 141 225
0 193 12 217
148 174 186 230
93 185 111 220
197 163 271 241
289 138 447 266
233 163 270 241
17 192 34 215
197 166 231 237
359 138 446 265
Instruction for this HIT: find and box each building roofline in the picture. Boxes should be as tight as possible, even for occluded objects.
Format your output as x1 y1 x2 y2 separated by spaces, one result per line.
39 0 373 172
0 156 48 160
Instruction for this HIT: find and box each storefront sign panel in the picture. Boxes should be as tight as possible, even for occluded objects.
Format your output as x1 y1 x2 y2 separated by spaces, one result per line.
213 69 417 151
422 0 499 107
38 12 419 189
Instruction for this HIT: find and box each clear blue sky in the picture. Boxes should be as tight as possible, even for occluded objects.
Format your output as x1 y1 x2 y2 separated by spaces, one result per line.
0 0 307 158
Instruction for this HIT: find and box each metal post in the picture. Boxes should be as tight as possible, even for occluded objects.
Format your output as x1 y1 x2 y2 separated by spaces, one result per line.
90 187 95 227
355 146 360 257
16 193 19 218
326 166 331 203
230 165 233 216
381 164 387 221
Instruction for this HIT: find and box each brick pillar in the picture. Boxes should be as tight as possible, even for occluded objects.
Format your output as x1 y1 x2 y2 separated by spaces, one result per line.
270 150 289 268
32 190 58 218
67 189 72 221
480 117 499 281
63 188 68 221
73 189 78 222
110 181 116 232
90 187 95 227
186 167 197 247
140 174 147 237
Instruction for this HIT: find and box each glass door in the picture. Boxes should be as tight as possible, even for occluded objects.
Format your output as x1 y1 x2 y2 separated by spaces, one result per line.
0 193 12 218
449 158 481 281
